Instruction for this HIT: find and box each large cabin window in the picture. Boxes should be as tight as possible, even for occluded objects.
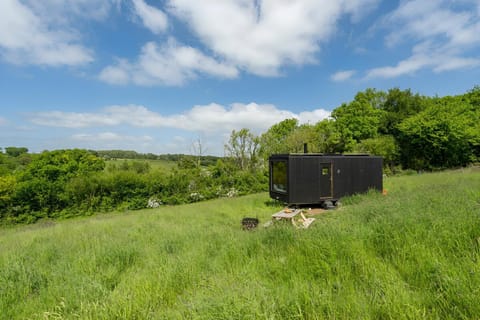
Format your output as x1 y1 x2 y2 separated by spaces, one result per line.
271 161 287 193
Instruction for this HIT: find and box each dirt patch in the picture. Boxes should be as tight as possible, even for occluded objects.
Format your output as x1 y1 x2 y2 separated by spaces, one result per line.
303 208 327 215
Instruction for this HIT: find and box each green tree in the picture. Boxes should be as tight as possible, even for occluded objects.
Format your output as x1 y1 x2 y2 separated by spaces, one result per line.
13 149 106 215
331 98 383 151
259 118 298 158
314 119 343 153
225 128 260 171
397 97 480 169
5 147 28 157
0 153 16 176
380 88 425 135
0 175 16 218
285 124 319 153
463 85 480 107
354 135 400 172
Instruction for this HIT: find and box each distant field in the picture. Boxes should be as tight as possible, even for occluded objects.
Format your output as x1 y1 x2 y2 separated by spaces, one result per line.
105 158 178 171
1 168 480 319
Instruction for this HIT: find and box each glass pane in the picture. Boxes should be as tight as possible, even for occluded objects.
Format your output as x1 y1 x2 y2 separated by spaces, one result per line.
272 161 287 193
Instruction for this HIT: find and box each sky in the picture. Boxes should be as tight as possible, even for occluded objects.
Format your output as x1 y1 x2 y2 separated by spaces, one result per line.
0 0 479 156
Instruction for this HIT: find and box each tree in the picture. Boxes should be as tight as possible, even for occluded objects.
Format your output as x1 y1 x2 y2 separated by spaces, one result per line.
13 149 106 214
0 175 16 217
190 138 207 169
354 135 400 172
380 88 425 135
331 98 383 151
259 118 298 158
285 124 319 153
314 119 343 153
5 147 28 157
397 97 480 169
225 128 260 171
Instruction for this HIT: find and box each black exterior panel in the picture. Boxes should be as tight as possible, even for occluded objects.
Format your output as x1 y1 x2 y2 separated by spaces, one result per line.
269 154 383 205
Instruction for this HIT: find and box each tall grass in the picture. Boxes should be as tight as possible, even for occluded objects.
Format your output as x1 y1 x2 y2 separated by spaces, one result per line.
1 168 479 319
105 159 177 172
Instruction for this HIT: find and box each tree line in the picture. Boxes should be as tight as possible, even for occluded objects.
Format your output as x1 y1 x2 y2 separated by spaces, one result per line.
226 86 480 174
93 150 220 166
0 149 266 224
1 86 479 224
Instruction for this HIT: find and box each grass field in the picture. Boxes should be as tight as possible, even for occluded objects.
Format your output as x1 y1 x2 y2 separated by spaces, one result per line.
1 168 480 319
105 158 178 171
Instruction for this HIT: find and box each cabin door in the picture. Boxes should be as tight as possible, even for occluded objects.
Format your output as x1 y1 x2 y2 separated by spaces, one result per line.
319 162 333 198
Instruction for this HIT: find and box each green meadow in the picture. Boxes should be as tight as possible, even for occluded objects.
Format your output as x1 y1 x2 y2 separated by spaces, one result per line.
105 158 178 172
1 168 479 319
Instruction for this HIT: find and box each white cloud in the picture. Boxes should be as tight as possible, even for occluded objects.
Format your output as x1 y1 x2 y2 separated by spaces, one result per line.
99 39 238 86
167 0 380 76
73 132 153 143
24 0 120 23
27 103 331 155
0 0 97 66
367 46 480 79
132 0 168 34
100 0 380 86
298 109 332 124
71 132 154 151
331 70 356 82
342 0 380 23
98 59 131 85
366 0 480 78
28 103 331 134
28 109 121 128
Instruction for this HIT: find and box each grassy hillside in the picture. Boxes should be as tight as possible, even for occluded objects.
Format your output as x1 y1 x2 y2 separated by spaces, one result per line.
1 168 479 319
105 158 178 171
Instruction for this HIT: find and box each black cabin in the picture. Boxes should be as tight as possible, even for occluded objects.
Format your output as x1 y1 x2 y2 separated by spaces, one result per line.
269 154 383 206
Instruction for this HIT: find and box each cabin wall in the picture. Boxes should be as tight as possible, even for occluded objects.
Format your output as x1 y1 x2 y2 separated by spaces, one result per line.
329 157 383 198
269 154 383 205
288 157 322 204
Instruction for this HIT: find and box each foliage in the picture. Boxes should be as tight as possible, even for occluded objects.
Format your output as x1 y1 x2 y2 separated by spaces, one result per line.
4 147 28 157
0 175 16 218
1 169 480 319
0 152 33 176
95 149 220 166
2 150 105 222
20 149 105 182
259 118 298 158
1 148 267 224
397 96 480 169
380 88 426 135
331 99 383 151
2 85 480 224
284 124 319 153
354 135 400 172
313 119 344 153
257 85 479 170
224 128 261 171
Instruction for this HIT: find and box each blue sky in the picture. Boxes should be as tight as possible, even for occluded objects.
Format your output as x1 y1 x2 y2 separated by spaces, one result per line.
1 0 479 155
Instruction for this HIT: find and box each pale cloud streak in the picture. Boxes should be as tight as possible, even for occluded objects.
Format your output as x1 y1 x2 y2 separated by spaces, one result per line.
366 0 480 79
28 103 331 133
28 103 331 154
167 0 380 76
73 132 153 143
100 0 380 86
0 0 115 66
132 0 168 34
331 70 356 82
99 39 238 86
